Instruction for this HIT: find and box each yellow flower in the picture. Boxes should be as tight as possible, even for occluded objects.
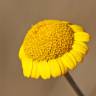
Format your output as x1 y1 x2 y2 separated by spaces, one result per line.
19 19 90 79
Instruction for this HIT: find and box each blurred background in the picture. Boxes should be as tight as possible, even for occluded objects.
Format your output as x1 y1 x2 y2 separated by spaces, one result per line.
0 0 96 96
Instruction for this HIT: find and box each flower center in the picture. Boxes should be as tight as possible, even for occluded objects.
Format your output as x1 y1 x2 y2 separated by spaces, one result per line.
23 20 74 61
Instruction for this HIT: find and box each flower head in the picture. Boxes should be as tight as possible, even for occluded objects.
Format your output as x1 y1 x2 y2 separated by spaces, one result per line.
19 20 90 79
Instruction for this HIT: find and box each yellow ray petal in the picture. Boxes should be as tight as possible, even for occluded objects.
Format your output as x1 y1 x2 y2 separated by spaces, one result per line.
74 41 88 51
61 53 77 70
38 61 50 80
70 49 84 62
19 46 24 59
31 61 40 79
48 59 61 78
56 58 64 75
72 41 88 54
69 24 84 32
57 58 67 75
62 21 70 24
38 19 69 25
74 32 90 42
21 57 33 78
67 52 77 66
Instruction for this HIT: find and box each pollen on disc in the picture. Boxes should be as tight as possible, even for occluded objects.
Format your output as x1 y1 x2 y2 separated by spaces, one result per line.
23 20 74 61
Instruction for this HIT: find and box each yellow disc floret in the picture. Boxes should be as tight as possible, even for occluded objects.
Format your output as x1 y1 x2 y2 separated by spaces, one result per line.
23 20 74 61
